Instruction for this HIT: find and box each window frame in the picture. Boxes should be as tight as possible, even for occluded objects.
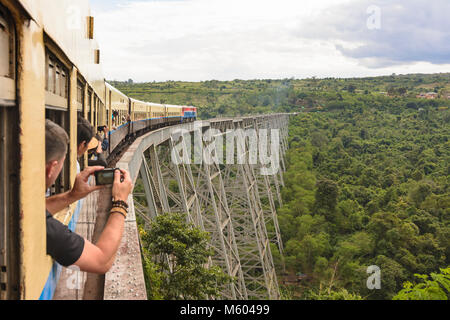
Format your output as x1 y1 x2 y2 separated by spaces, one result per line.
0 5 16 105
45 109 71 196
45 50 69 110
44 42 72 195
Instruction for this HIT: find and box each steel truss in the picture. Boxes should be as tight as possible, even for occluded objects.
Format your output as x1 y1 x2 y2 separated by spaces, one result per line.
134 115 291 300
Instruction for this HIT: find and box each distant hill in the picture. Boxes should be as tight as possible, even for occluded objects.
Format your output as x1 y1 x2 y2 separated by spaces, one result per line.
109 73 450 119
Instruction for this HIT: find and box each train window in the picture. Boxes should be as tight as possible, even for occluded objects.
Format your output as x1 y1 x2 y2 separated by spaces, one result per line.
77 80 84 114
0 14 8 77
47 58 55 92
44 51 71 191
0 105 20 300
93 96 98 127
0 5 19 300
87 89 92 120
45 51 68 108
55 66 60 96
0 7 14 79
0 6 15 106
46 109 71 195
60 69 67 98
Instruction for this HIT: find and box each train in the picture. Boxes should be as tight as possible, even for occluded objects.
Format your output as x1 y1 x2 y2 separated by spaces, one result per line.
105 83 197 158
0 0 196 300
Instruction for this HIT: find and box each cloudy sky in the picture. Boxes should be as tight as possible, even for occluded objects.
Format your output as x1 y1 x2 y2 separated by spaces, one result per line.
90 0 450 82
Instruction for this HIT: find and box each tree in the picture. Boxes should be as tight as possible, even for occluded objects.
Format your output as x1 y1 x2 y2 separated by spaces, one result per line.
409 182 432 207
141 212 232 300
398 87 407 96
347 85 356 93
314 179 339 220
393 267 450 300
309 288 363 300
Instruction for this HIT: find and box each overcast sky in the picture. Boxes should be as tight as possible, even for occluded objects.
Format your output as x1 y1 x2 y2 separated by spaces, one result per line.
90 0 450 82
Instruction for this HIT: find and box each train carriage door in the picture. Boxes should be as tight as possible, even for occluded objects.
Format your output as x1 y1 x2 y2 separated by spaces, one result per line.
0 4 19 300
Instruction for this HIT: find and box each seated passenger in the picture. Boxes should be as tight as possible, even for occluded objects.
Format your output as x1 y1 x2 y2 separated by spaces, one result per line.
45 119 133 273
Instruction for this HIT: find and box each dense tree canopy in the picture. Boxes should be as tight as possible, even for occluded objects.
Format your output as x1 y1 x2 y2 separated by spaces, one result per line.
279 102 449 300
126 73 450 300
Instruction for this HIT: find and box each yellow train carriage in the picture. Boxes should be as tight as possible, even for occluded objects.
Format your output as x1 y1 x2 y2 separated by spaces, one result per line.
105 82 129 129
131 98 149 121
0 0 106 300
148 102 165 127
164 104 183 126
130 98 150 134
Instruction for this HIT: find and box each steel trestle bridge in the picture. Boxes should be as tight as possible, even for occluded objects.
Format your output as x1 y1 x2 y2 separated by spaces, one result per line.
53 113 294 300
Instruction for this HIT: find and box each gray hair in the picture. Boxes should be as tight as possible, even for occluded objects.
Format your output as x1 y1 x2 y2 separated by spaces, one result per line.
45 119 69 163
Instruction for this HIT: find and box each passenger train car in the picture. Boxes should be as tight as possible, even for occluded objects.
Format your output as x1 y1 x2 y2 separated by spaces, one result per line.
0 0 196 300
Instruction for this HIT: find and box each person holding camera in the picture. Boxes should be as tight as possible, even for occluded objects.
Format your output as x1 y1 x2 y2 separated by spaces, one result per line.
87 134 108 167
97 125 110 152
45 119 133 273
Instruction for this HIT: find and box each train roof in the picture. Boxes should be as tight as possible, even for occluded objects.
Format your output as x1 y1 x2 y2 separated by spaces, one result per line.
147 102 165 107
130 97 148 104
164 104 183 108
105 82 129 98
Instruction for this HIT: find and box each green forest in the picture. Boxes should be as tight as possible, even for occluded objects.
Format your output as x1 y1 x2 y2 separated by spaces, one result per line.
123 73 449 300
278 105 449 300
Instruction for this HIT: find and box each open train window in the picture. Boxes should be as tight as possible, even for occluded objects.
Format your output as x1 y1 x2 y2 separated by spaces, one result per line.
46 109 71 196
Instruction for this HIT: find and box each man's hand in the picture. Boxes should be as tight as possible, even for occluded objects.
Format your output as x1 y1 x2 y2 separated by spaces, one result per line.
112 169 133 202
70 166 106 202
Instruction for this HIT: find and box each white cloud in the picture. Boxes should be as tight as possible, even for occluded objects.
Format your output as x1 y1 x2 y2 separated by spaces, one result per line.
92 0 450 81
295 0 450 68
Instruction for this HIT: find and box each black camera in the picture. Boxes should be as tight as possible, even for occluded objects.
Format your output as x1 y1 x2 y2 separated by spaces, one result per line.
94 168 120 185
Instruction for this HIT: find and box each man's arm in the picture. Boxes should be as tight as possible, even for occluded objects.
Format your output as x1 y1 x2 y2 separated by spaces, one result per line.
74 169 133 274
74 212 125 274
46 191 78 216
46 166 105 214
